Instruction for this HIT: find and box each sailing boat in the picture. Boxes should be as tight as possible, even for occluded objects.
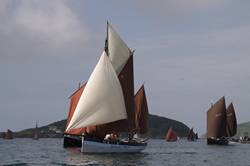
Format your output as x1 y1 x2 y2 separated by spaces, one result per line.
3 129 13 139
165 127 177 142
33 121 39 140
187 128 197 141
195 133 198 139
207 96 237 145
63 23 149 153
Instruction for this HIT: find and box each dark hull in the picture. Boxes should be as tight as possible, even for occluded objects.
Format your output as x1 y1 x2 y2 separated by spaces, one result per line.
207 138 228 145
64 135 82 148
64 135 148 148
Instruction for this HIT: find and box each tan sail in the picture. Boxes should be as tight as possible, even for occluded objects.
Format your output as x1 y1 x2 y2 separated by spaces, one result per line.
207 96 227 139
226 103 237 137
134 85 149 134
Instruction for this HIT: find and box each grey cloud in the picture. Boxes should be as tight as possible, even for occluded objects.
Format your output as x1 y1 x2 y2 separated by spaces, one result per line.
0 0 91 61
134 0 225 17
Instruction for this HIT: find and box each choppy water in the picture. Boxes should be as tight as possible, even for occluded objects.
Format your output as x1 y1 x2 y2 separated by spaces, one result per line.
0 138 250 166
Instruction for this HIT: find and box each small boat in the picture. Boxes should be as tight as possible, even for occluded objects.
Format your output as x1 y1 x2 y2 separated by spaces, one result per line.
195 133 198 139
207 96 237 145
165 127 177 142
3 129 14 139
63 22 149 153
239 132 250 144
187 128 197 141
33 121 39 140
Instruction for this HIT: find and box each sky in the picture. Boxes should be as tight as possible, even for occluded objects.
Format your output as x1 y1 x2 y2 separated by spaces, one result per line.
0 0 250 134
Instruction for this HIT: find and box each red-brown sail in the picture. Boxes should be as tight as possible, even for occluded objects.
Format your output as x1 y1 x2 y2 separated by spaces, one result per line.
166 127 177 142
134 85 149 134
106 55 135 132
64 83 105 137
207 96 227 139
226 103 237 137
64 83 87 135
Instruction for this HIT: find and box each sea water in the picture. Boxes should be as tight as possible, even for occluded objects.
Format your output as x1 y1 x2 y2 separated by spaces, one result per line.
0 138 250 166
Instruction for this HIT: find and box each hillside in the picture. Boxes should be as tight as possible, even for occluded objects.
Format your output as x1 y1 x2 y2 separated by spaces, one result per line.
13 114 190 138
236 121 250 137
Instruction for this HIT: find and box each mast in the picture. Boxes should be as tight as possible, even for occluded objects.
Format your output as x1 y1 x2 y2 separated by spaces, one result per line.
207 96 227 139
226 103 237 137
105 21 109 55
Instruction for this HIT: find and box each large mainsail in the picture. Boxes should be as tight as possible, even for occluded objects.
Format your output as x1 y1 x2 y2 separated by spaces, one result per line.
66 52 127 131
207 96 227 139
226 103 237 137
134 85 149 134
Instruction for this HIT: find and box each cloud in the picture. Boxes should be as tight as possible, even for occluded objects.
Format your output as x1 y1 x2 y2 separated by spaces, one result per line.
0 0 90 60
135 0 225 17
133 24 250 59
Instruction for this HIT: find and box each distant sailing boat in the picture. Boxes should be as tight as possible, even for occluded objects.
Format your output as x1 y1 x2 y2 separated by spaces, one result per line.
207 96 237 145
33 122 39 140
195 133 198 139
3 129 13 139
63 22 149 153
187 128 197 141
165 127 177 142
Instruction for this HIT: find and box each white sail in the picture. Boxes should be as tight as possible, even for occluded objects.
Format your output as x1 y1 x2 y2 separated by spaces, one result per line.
108 23 131 74
66 51 127 131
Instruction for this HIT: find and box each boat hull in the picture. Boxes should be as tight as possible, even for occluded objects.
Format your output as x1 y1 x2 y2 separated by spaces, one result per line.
207 138 228 145
64 135 82 148
81 140 147 153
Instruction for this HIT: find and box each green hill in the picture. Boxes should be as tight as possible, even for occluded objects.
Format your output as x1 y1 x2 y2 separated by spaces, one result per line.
236 121 250 137
13 114 190 138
